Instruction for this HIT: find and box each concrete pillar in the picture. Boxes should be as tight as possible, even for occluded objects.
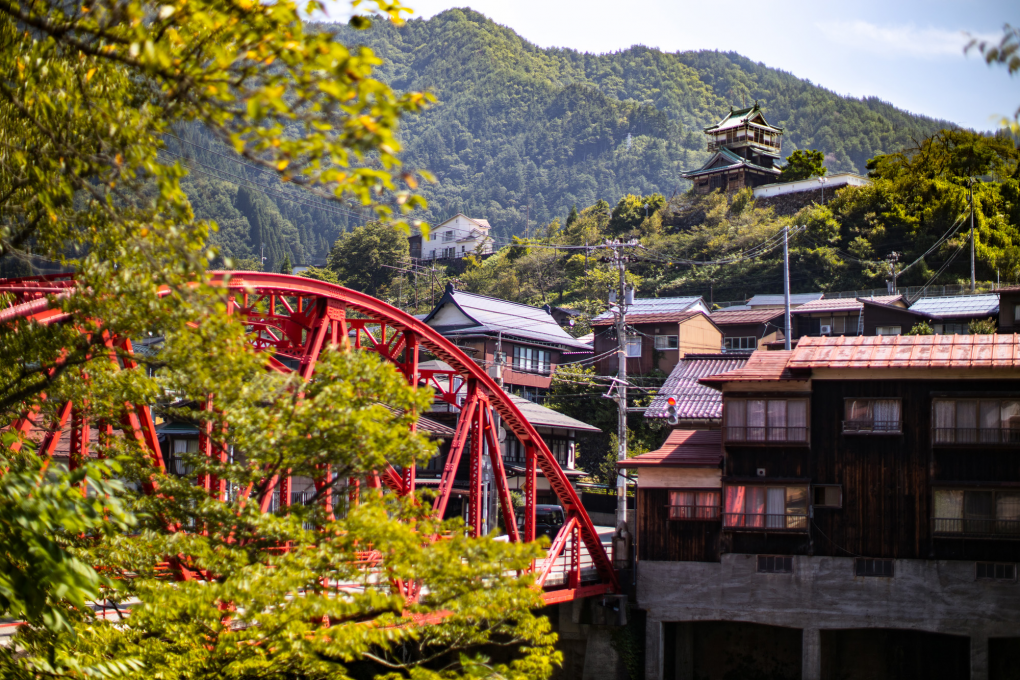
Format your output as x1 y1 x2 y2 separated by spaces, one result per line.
645 618 662 680
971 634 988 680
802 628 821 680
582 627 621 680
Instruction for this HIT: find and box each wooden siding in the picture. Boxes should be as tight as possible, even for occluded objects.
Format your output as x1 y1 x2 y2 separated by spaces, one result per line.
638 377 1020 563
637 488 721 562
999 291 1020 333
595 318 722 375
861 304 926 336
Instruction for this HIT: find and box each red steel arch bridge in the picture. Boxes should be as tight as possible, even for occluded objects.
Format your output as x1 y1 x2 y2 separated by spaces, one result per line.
0 272 619 605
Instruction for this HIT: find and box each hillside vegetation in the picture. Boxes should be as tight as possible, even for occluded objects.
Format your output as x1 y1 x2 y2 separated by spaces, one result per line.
130 8 962 275
318 8 954 241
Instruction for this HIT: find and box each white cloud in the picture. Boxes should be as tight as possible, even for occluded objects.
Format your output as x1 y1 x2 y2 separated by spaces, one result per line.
816 20 994 59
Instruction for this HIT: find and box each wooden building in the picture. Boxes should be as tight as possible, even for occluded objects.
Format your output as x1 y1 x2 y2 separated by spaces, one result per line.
709 308 786 351
591 297 719 376
624 335 1020 680
790 294 905 338
682 103 783 194
421 284 593 398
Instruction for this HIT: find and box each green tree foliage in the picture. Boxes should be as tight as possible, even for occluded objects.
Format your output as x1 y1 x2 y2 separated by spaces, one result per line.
969 317 998 334
778 149 827 182
279 253 293 274
0 0 556 676
906 321 935 336
326 221 410 296
609 194 666 237
311 9 950 241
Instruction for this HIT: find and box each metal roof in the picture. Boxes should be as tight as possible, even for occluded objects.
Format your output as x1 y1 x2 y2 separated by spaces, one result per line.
710 308 784 325
617 430 722 468
700 350 805 386
592 310 712 327
791 295 903 314
592 296 705 323
908 294 1000 318
646 353 750 420
423 287 593 351
787 334 1020 370
507 393 602 433
745 292 824 307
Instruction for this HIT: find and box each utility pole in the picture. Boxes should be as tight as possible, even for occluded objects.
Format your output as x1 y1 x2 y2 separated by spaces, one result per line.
969 178 976 293
886 252 901 294
783 224 791 351
609 238 637 566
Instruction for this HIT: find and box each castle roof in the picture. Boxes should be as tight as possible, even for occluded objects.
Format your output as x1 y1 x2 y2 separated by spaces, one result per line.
704 103 784 134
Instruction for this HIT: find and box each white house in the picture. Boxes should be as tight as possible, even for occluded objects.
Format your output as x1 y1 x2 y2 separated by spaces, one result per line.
412 214 493 261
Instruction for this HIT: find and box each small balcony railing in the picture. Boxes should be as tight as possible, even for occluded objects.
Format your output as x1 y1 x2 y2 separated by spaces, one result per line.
668 506 721 521
933 517 1020 538
724 426 809 444
723 513 808 531
707 139 781 153
932 428 1020 446
842 420 902 434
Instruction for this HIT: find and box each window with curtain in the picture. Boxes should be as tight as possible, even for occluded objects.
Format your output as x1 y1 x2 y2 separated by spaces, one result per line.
933 399 1020 444
626 336 642 358
513 346 551 374
933 488 1020 536
654 335 679 350
725 399 808 443
170 438 199 476
723 485 808 530
667 490 721 520
843 399 902 433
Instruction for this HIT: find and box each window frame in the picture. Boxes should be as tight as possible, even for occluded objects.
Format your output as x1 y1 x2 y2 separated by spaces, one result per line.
442 230 454 242
757 555 793 574
932 398 1020 446
875 325 902 336
723 336 757 351
724 397 810 445
976 562 1017 581
842 397 903 434
654 334 679 350
625 335 642 358
855 558 894 577
933 487 1020 538
813 484 842 508
666 489 721 521
722 484 809 532
512 346 551 375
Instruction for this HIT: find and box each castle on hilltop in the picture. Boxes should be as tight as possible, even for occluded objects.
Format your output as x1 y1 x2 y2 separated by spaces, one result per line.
682 102 784 194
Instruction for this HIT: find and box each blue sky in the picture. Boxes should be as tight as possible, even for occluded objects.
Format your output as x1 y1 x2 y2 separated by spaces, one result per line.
319 0 1018 131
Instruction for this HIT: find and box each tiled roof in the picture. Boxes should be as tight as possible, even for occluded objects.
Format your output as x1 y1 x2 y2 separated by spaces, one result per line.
908 294 999 318
746 292 823 307
704 103 783 134
646 353 750 419
682 147 780 179
592 296 705 323
791 295 903 314
508 393 602 433
424 288 593 351
787 334 1020 370
416 415 456 438
710 308 784 325
592 310 706 327
699 350 804 386
617 430 722 468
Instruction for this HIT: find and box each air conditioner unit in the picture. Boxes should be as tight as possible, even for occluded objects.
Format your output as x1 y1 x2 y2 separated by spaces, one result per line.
820 325 832 335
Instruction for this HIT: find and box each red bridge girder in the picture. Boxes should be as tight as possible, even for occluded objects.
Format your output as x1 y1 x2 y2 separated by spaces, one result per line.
0 271 620 601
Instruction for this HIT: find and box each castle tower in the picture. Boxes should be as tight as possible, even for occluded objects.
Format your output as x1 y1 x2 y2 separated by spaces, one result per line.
682 102 784 194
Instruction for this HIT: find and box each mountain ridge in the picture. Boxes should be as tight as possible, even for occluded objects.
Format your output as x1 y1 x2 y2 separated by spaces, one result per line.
315 8 955 239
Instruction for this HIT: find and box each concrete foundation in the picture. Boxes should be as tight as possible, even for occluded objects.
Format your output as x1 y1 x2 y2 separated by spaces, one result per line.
640 555 1020 680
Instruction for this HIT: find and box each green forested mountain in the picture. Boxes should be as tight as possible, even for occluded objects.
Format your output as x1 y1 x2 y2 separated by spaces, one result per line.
172 8 955 265
315 8 953 241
